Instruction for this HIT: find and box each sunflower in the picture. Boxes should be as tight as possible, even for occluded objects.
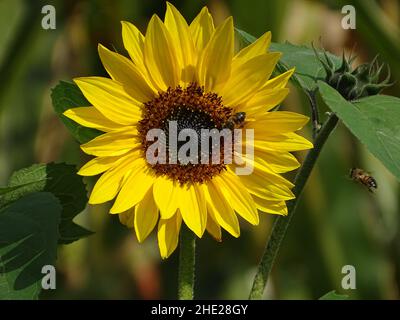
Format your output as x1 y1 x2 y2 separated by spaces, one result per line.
64 3 313 258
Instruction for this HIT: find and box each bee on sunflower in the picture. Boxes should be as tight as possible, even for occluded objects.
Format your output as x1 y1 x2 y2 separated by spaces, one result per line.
64 3 313 258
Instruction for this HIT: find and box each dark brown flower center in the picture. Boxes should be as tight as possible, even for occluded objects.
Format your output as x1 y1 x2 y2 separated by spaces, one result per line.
138 83 233 184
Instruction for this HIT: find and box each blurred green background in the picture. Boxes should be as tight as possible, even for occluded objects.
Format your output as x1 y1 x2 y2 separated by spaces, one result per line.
0 0 399 299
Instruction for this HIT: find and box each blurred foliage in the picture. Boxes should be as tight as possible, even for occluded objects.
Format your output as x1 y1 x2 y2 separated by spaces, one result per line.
0 0 399 299
0 163 91 298
0 192 61 298
0 163 92 244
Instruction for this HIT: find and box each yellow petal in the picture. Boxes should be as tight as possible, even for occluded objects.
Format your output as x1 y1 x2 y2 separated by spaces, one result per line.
242 88 289 115
233 31 271 65
262 68 294 91
98 44 156 102
252 132 313 152
203 182 240 237
80 127 139 157
78 155 125 176
121 21 146 73
144 15 179 91
236 167 295 201
74 77 141 125
189 7 214 52
177 183 207 238
254 150 300 173
165 2 196 83
245 158 295 188
153 176 179 219
253 197 288 215
195 184 207 233
119 208 135 228
63 107 124 132
134 187 159 242
110 161 155 214
206 212 222 242
198 17 234 92
89 153 138 204
250 111 310 134
221 52 281 107
233 153 280 176
216 170 259 225
158 213 182 259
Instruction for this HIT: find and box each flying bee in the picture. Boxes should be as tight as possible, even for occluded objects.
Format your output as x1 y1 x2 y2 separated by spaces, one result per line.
223 112 246 130
349 168 378 193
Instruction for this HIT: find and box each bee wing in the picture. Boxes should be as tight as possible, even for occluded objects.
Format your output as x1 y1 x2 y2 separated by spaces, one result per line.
344 171 354 180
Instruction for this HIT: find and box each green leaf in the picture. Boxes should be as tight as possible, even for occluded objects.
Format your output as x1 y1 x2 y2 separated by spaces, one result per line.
319 290 349 300
318 81 400 182
0 186 24 195
235 28 341 92
51 81 102 144
0 163 93 244
58 222 93 245
0 267 41 300
0 192 61 298
235 27 257 47
270 42 341 92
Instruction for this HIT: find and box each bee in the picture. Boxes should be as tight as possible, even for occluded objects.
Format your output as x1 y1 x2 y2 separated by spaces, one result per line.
223 112 246 130
349 168 378 193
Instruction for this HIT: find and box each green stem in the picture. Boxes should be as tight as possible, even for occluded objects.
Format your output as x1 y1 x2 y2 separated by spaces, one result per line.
178 225 196 300
248 113 339 300
306 90 322 140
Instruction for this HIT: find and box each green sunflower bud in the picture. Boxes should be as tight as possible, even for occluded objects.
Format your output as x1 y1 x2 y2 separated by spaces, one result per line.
312 44 393 100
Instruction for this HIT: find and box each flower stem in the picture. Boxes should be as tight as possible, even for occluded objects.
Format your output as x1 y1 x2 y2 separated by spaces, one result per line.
306 90 322 140
248 113 339 300
178 225 196 300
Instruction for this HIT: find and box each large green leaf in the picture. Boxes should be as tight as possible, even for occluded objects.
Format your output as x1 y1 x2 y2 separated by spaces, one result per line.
0 163 93 244
0 261 41 300
318 81 400 182
319 290 349 300
51 81 102 144
270 42 341 92
0 186 23 196
58 222 93 245
235 28 341 91
235 28 257 48
0 192 61 298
